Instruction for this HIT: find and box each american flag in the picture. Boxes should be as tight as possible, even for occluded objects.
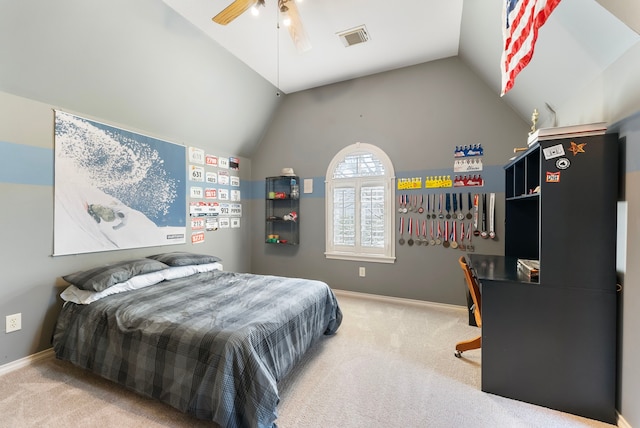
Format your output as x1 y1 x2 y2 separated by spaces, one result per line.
501 0 562 96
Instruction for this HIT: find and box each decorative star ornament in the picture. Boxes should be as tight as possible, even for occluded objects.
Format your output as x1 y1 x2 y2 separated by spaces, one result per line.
568 141 586 156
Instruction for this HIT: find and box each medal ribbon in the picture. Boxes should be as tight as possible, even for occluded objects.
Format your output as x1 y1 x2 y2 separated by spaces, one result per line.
444 220 449 242
489 192 496 235
452 221 457 243
482 193 487 233
445 193 451 216
473 194 479 229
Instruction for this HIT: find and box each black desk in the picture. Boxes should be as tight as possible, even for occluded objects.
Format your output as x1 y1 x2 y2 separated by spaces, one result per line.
467 254 537 283
467 254 616 425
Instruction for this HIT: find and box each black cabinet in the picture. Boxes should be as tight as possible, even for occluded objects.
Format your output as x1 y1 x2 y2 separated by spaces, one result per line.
474 126 618 424
504 128 618 288
265 176 299 245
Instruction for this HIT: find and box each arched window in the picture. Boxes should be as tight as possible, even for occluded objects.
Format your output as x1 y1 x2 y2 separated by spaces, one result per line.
325 142 396 263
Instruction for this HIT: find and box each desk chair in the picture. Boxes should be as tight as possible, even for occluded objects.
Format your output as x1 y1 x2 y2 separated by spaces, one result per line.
455 256 482 358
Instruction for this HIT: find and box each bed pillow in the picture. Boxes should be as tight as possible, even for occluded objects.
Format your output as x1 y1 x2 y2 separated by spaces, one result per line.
60 262 223 304
62 258 169 292
60 269 167 304
147 252 221 267
162 262 223 280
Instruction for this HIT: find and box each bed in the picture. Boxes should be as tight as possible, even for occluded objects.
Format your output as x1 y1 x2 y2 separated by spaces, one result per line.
52 253 342 428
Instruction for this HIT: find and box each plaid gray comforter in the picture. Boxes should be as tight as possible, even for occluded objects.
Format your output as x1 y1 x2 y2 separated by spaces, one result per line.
53 270 342 428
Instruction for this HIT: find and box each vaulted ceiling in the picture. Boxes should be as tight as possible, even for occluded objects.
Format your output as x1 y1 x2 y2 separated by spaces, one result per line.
163 0 639 126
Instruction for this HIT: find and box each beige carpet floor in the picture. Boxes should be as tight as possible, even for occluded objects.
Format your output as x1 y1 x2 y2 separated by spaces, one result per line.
0 291 616 428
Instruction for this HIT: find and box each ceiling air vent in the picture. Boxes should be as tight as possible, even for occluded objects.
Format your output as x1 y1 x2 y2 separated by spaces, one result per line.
337 25 369 47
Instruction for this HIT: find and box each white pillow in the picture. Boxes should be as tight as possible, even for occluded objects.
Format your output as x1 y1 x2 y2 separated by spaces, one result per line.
60 262 223 304
162 262 223 280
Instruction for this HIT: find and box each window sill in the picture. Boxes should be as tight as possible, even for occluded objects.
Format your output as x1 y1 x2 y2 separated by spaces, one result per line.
324 252 396 264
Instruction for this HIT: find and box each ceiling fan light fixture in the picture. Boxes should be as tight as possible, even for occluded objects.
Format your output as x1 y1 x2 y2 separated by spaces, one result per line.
250 6 260 17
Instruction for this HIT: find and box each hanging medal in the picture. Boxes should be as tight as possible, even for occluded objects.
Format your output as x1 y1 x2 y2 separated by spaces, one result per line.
407 217 414 246
489 192 497 239
443 220 450 248
435 221 442 245
458 222 466 251
466 221 474 252
418 194 424 214
457 193 465 220
425 194 431 219
473 193 481 236
422 219 428 246
466 193 473 220
450 221 458 249
445 193 452 219
429 220 436 246
481 193 489 239
398 217 405 245
431 194 436 219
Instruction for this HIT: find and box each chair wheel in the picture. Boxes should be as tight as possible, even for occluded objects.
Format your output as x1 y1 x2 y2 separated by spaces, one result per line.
454 351 462 358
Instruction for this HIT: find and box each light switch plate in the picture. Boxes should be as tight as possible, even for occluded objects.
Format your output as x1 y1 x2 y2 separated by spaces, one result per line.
303 178 313 193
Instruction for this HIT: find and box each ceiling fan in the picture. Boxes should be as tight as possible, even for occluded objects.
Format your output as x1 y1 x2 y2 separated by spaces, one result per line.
212 0 312 53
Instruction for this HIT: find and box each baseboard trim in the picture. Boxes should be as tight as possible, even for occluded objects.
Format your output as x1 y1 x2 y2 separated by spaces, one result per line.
618 412 632 428
333 289 467 312
0 348 54 377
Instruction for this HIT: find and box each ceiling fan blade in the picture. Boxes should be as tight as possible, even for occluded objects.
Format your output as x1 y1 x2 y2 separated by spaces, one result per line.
281 0 311 53
213 0 259 25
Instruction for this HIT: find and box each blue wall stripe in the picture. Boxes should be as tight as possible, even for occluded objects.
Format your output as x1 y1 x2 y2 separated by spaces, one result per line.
0 141 53 186
0 141 523 197
245 165 505 200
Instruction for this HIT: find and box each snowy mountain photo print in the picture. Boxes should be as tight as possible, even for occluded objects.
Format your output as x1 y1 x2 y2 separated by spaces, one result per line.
54 111 186 255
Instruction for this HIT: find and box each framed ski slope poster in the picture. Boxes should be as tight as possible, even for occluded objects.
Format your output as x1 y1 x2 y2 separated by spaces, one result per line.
53 111 186 256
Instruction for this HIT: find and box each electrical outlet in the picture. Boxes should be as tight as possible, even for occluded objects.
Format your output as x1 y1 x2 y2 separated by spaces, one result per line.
6 313 21 333
359 267 366 277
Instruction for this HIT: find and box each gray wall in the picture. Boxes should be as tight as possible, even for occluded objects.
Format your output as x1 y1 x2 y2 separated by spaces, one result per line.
0 0 280 158
250 57 529 305
1 1 638 426
0 0 278 364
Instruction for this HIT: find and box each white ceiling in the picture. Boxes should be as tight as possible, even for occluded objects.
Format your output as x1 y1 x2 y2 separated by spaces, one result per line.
162 0 640 125
162 0 463 94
